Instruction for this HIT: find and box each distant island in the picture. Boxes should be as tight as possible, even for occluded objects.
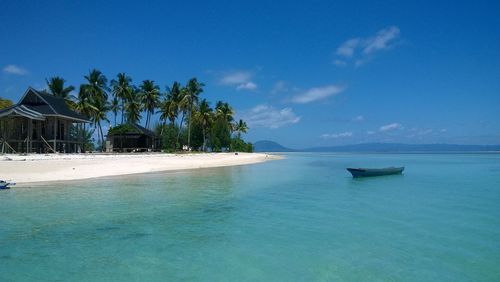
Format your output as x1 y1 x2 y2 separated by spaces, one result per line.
253 140 500 153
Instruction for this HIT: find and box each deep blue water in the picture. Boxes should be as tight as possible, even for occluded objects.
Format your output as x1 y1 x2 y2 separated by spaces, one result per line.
1 153 500 281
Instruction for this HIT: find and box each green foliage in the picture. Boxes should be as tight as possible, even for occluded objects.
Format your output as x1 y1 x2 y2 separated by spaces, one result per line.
108 124 140 135
69 125 95 152
210 117 231 152
39 70 253 154
139 80 160 128
159 124 180 152
46 77 75 99
230 137 253 152
0 97 13 109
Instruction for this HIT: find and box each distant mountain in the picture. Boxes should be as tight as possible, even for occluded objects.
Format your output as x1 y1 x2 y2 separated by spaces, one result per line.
253 141 500 152
304 143 500 152
253 140 296 152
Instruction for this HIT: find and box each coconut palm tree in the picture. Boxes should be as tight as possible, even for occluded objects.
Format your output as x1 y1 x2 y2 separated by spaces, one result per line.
124 87 142 124
83 69 109 102
216 101 234 125
183 78 204 148
82 69 109 151
195 99 213 151
110 96 120 127
164 82 181 126
110 73 132 125
139 80 160 129
45 77 75 99
233 119 248 139
75 85 97 151
91 97 110 151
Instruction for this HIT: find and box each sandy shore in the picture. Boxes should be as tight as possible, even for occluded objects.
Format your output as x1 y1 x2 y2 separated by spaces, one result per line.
0 153 279 184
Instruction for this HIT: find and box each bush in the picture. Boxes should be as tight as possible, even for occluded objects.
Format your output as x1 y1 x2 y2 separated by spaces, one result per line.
230 137 253 152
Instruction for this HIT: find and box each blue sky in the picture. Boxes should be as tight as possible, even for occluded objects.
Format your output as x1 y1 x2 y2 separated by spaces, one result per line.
1 0 499 148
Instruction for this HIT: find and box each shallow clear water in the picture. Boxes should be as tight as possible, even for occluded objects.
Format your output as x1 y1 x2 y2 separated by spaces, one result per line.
1 153 500 281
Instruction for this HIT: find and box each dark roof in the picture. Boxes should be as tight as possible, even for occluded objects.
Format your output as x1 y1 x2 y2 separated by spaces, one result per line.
0 104 45 120
0 87 90 122
108 123 156 137
32 89 90 121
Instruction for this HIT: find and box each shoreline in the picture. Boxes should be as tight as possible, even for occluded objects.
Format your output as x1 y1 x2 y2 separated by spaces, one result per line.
0 153 281 185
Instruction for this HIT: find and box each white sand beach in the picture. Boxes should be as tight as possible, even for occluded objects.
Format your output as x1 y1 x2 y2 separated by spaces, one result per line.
0 153 279 184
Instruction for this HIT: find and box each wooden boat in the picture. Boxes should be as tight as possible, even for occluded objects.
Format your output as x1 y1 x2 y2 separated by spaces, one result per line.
0 180 15 189
347 167 404 178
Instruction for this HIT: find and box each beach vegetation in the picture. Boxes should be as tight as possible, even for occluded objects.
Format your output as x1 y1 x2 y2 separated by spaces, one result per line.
39 70 251 153
0 97 13 109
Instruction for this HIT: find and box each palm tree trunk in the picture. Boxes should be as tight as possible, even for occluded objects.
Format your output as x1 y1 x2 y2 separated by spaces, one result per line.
202 125 206 152
98 121 104 152
176 112 185 150
187 108 192 149
121 99 124 125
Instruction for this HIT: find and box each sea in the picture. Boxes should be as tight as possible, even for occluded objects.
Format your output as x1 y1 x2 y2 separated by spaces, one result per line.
1 153 499 281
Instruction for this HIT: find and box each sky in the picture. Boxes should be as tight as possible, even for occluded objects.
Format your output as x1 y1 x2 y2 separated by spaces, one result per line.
1 0 499 148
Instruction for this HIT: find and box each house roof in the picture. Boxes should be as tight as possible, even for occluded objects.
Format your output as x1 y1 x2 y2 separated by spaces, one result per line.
0 87 90 122
0 104 45 120
107 123 156 137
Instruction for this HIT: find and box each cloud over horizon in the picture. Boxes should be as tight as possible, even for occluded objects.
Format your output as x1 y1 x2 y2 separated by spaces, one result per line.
379 123 403 132
321 131 353 139
241 104 300 129
291 85 344 104
3 64 28 75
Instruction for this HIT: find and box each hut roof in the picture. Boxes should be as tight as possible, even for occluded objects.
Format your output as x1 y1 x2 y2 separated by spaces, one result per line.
107 123 156 137
0 87 89 122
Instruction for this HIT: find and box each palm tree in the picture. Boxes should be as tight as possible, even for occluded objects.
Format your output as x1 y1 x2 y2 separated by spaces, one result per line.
91 97 110 151
75 85 97 151
216 101 234 124
139 80 161 129
233 119 248 139
46 77 75 99
82 69 109 151
124 87 142 124
110 96 120 127
195 99 213 151
183 78 204 149
164 82 181 126
110 73 132 125
176 85 188 149
83 69 109 102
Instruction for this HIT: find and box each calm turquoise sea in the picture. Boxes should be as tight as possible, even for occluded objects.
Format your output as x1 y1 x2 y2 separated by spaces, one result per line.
1 153 500 281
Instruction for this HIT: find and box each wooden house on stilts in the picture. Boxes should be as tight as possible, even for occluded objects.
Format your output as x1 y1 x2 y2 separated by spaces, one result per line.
0 87 90 153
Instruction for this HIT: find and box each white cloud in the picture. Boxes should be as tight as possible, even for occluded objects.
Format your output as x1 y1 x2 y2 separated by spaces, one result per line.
366 130 375 135
334 26 400 66
291 85 344 104
379 123 403 132
321 131 353 139
336 38 361 57
271 80 289 95
333 60 347 66
3 64 28 75
236 82 257 90
219 71 257 91
363 26 400 54
353 115 364 122
241 104 300 129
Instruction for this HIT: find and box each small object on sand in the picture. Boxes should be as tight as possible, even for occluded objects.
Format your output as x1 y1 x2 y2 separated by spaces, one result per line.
0 180 16 190
235 152 239 155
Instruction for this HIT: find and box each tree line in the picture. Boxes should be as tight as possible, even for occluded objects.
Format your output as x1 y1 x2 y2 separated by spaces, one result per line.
44 69 252 152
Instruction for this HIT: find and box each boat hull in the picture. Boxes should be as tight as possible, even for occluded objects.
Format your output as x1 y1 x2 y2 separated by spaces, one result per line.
347 167 404 178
